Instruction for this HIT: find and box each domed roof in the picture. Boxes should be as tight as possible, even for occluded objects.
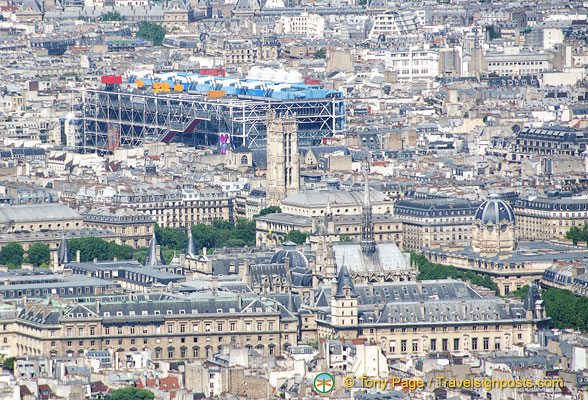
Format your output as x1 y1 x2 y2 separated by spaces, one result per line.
271 241 309 268
475 195 515 225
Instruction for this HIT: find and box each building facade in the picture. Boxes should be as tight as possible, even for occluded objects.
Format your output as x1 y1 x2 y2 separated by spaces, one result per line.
514 196 588 242
112 189 233 229
314 270 549 359
5 294 298 361
393 198 480 251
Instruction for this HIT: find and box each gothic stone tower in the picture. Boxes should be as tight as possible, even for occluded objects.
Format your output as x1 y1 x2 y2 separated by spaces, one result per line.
266 110 300 207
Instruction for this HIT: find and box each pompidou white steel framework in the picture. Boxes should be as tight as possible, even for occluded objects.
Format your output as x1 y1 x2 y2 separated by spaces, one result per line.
79 88 345 153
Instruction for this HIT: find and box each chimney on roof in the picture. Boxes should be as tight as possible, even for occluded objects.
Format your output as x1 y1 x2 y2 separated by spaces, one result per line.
211 276 218 295
76 250 81 263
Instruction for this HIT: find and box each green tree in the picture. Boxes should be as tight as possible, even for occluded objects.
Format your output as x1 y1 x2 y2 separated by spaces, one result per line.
542 288 588 331
155 224 188 251
566 226 583 245
486 25 500 41
136 22 166 46
285 230 308 245
2 357 15 372
67 237 135 262
101 11 125 21
512 285 529 301
339 234 354 242
411 252 499 294
256 206 281 218
0 243 24 268
313 48 326 59
565 224 588 246
26 243 51 267
110 387 154 400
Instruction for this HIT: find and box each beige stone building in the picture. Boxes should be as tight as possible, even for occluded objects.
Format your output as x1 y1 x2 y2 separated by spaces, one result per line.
112 189 233 229
514 196 588 242
393 198 480 251
280 188 392 217
314 270 549 359
423 196 588 296
82 207 155 248
0 203 83 234
255 212 403 248
5 294 298 361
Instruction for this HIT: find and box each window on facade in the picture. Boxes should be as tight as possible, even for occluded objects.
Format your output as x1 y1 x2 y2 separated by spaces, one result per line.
412 340 418 352
168 324 173 333
442 339 448 351
454 338 459 351
180 324 185 333
472 338 478 350
230 322 236 331
483 337 489 350
401 340 407 352
430 339 436 351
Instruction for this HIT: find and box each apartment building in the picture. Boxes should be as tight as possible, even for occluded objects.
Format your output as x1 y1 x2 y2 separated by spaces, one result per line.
384 47 440 81
514 196 588 241
368 11 418 40
112 189 233 229
514 126 588 156
82 207 155 248
279 13 325 37
485 49 553 76
393 198 480 251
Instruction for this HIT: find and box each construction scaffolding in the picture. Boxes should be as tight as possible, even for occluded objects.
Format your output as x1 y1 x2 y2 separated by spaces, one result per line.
79 88 344 153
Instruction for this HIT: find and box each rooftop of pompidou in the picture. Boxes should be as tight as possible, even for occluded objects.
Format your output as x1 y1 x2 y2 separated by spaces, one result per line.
79 71 344 153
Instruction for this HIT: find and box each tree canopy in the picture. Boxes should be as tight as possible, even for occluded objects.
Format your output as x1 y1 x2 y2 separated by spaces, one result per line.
542 287 588 331
565 225 588 245
101 11 125 21
155 224 187 251
136 22 166 46
285 230 308 245
2 357 15 372
313 48 326 59
67 237 135 262
255 206 281 218
0 243 24 268
109 387 154 400
26 243 51 267
412 253 499 294
190 219 256 250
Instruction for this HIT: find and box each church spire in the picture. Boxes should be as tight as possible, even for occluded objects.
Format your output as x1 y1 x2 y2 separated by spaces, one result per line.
58 233 71 265
184 228 197 256
145 232 164 266
360 160 376 255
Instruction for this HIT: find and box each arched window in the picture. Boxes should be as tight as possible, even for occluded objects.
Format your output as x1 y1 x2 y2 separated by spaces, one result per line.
240 155 248 165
